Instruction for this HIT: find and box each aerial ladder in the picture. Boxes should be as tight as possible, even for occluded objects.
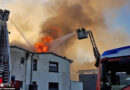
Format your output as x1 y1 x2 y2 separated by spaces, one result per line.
0 9 20 90
0 9 10 83
77 28 100 67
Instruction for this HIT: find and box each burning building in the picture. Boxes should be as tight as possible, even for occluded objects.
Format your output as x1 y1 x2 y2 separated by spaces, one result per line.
10 46 83 90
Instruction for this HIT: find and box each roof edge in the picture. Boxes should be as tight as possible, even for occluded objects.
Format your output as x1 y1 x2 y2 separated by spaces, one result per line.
10 46 73 63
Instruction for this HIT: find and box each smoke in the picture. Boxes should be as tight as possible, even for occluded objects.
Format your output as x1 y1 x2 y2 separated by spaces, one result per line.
40 1 130 58
0 0 51 50
1 0 130 80
39 0 130 80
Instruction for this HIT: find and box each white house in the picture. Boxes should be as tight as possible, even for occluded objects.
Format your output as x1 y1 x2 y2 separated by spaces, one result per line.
10 46 83 90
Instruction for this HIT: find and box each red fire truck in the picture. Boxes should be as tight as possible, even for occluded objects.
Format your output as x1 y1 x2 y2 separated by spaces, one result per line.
77 28 130 90
97 46 130 90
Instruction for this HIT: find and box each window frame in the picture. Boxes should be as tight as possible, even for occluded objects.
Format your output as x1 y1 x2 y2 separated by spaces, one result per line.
49 82 59 90
33 59 37 71
49 61 59 73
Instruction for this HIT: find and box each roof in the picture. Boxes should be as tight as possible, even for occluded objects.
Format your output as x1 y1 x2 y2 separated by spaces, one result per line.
78 69 98 74
10 46 73 63
101 46 130 59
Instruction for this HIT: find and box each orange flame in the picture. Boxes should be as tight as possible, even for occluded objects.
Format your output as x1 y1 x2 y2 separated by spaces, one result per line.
43 36 52 44
35 36 52 52
35 26 61 53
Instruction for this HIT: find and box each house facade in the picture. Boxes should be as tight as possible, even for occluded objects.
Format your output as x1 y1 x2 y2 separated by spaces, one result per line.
10 46 82 90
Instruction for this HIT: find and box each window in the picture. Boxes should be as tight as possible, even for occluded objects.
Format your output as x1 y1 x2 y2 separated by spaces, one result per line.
32 81 37 85
20 81 23 88
11 76 15 81
25 52 29 59
20 57 24 64
33 59 37 71
49 62 58 72
49 82 58 90
29 81 38 90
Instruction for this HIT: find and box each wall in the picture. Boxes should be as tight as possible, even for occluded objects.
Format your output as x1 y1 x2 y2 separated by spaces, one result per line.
79 74 97 90
71 81 83 90
10 47 72 90
31 54 71 90
10 47 30 90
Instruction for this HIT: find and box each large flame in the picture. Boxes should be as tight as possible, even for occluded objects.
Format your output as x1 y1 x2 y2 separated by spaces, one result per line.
35 26 61 53
35 36 52 52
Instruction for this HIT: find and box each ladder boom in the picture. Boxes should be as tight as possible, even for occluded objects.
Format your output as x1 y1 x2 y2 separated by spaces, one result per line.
0 9 10 83
88 31 100 67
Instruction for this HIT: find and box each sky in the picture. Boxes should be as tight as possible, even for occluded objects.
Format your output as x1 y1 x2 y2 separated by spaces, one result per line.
105 1 130 34
115 2 130 33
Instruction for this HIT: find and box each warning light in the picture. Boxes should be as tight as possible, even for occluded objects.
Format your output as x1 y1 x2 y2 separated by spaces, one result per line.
0 78 2 84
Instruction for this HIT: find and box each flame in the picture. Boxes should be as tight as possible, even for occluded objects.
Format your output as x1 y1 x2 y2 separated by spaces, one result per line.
35 26 61 53
35 36 52 52
43 36 53 44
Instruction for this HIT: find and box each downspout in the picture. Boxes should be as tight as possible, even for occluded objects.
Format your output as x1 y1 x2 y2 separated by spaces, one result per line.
25 56 27 90
30 53 34 84
70 63 72 90
25 52 29 90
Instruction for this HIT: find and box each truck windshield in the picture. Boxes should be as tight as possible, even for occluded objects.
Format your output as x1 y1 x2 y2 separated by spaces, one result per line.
111 72 130 90
101 57 130 90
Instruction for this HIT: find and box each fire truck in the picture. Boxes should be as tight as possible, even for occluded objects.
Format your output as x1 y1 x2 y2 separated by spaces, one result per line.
0 9 20 90
77 28 130 90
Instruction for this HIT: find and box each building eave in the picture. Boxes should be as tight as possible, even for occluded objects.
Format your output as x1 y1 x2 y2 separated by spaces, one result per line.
10 46 73 63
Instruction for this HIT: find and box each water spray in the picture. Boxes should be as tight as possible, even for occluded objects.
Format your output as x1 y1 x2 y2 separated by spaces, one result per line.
49 32 76 52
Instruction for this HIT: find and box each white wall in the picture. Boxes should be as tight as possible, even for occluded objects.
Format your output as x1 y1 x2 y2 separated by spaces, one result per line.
10 47 30 90
71 81 83 90
10 47 72 90
32 54 71 90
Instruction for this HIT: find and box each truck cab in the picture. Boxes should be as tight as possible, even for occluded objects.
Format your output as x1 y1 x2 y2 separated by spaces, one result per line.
97 46 130 90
